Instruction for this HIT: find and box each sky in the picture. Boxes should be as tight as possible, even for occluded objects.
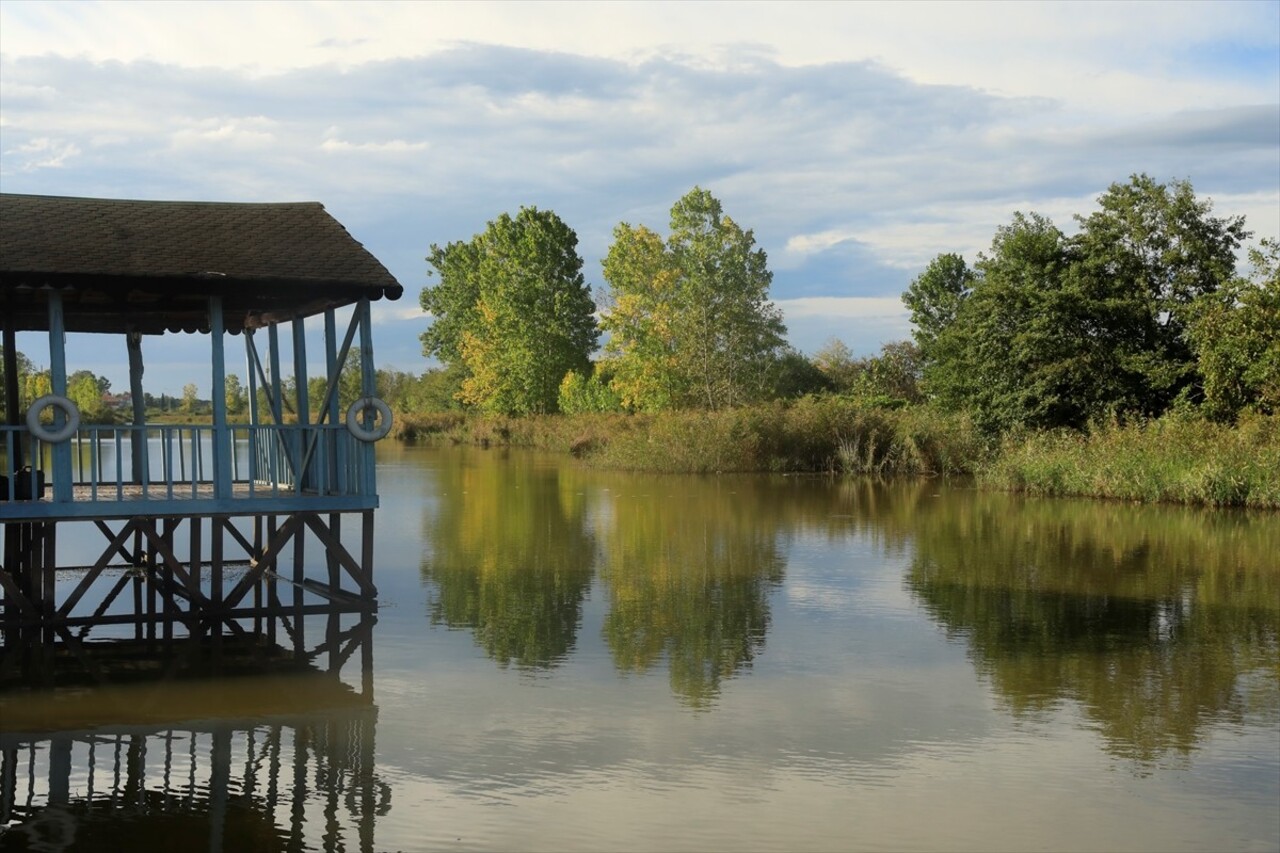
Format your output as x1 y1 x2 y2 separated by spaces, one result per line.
1 0 1278 395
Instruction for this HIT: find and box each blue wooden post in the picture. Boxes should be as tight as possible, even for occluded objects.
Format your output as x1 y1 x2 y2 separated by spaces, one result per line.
210 296 232 500
245 329 259 483
292 317 310 492
268 324 285 487
324 309 346 494
47 291 73 502
357 298 376 498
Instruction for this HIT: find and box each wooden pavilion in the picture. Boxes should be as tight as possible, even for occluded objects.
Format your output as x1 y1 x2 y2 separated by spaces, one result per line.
0 193 402 684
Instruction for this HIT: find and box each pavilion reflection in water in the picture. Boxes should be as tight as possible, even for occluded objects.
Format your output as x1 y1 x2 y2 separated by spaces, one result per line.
0 611 384 853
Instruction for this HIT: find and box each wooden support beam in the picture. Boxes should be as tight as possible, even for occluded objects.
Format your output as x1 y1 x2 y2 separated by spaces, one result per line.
137 521 214 611
59 519 138 617
303 513 375 596
221 513 303 611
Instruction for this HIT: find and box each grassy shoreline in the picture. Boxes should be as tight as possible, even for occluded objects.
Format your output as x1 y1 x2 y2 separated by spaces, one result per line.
392 401 1279 510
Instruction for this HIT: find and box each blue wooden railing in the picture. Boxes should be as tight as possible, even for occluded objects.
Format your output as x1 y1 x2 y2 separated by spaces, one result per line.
1 423 377 519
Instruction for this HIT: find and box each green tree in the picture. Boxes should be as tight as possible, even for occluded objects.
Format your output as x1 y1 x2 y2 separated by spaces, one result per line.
902 253 974 359
812 338 859 393
558 368 623 414
923 212 1071 432
1189 239 1280 419
224 373 246 416
181 382 199 415
849 341 923 407
67 370 110 423
416 364 468 412
767 348 833 399
911 176 1250 433
420 238 483 366
427 207 598 415
0 347 35 422
1069 174 1248 413
601 187 787 411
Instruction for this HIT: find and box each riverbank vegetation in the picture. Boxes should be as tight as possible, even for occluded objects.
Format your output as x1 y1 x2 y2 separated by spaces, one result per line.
392 176 1278 508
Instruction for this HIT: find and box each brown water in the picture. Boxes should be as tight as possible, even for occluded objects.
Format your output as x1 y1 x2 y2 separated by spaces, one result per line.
2 443 1278 852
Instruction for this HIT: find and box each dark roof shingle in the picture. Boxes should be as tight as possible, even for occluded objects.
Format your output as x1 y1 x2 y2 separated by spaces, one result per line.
0 193 403 334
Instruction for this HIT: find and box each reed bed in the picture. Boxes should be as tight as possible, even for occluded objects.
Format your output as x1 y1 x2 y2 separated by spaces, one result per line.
980 412 1279 509
392 402 1278 508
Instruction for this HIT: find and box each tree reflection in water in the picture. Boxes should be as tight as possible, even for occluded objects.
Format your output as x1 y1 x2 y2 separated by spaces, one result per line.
597 475 786 708
901 489 1280 763
420 450 597 669
419 450 796 706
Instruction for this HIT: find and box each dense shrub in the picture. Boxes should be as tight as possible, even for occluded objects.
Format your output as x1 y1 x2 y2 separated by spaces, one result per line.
981 412 1279 508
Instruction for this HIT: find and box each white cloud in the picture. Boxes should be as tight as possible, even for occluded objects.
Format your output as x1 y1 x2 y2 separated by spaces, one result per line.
170 118 276 150
5 136 80 170
320 138 430 154
776 297 906 320
3 1 1274 117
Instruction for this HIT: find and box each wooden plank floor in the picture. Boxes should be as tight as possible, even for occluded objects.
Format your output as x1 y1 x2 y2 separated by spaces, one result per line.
65 482 298 501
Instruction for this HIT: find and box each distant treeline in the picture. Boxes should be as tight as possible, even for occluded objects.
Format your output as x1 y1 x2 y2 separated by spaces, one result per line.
392 173 1278 507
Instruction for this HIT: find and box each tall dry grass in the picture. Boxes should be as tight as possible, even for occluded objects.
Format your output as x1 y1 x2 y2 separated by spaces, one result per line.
393 402 1278 508
981 412 1279 508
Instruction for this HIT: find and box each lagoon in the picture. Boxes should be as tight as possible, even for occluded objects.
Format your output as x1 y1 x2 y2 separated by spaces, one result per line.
2 443 1278 851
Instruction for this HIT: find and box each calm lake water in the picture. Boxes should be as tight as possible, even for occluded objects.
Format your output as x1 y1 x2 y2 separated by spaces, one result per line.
2 442 1278 852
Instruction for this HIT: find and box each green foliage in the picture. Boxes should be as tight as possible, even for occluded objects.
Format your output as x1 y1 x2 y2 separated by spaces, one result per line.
431 207 598 415
912 175 1250 434
224 373 246 415
811 338 860 392
1189 239 1280 420
0 346 35 422
902 252 973 359
67 369 113 423
846 341 923 408
592 397 982 476
766 348 833 399
601 187 787 411
558 369 623 415
181 382 199 415
420 237 482 365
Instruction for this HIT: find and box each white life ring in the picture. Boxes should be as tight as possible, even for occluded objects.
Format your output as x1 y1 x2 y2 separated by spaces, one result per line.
26 394 81 443
346 396 392 442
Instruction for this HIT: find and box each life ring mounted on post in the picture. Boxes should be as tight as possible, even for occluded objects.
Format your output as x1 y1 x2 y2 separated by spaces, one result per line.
346 397 393 442
26 395 81 443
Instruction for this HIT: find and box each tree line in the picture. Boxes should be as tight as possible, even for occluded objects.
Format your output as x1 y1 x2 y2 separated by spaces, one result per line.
905 175 1277 432
419 175 1277 432
420 187 795 416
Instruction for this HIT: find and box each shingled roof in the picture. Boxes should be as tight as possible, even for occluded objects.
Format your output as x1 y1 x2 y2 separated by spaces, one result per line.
0 193 403 334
